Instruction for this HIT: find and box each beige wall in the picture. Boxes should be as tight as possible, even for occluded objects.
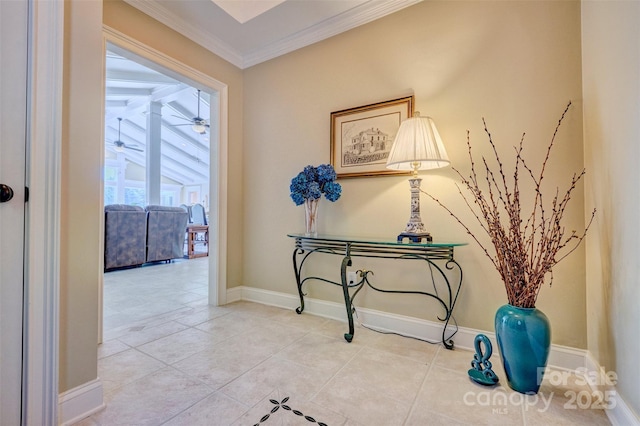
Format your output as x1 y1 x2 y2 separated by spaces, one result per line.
582 0 640 416
243 1 587 347
60 0 103 392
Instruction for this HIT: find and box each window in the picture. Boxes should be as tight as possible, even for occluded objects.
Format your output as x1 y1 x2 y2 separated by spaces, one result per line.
104 186 117 206
104 162 122 206
104 166 118 182
124 187 146 206
104 158 185 207
161 189 180 206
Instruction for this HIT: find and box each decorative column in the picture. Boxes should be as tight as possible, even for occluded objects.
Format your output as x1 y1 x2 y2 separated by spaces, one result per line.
146 101 162 205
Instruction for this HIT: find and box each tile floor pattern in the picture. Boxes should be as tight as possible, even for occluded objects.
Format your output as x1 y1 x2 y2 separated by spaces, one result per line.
76 258 610 425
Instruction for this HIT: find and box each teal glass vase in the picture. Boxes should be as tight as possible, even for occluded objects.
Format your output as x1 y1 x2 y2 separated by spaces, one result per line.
494 304 551 394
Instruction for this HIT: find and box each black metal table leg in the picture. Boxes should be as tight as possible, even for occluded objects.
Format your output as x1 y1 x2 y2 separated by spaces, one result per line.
440 259 463 349
292 248 305 314
340 255 354 342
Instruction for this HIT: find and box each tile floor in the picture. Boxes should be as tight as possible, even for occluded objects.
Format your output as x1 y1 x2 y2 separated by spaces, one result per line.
76 258 610 425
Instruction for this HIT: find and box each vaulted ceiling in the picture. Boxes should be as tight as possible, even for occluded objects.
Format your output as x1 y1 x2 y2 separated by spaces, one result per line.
104 49 210 186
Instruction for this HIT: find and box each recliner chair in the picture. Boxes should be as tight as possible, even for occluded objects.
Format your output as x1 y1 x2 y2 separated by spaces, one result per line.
145 205 189 263
104 204 147 270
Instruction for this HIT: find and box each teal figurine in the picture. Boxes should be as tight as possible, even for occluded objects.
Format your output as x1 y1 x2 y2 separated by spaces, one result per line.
468 334 499 385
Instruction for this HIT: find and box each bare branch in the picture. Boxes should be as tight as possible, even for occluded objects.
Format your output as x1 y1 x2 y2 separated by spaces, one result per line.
424 101 593 307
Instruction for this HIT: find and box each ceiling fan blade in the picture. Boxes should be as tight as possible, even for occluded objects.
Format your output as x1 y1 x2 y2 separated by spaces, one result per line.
170 123 193 127
125 145 144 152
192 119 209 126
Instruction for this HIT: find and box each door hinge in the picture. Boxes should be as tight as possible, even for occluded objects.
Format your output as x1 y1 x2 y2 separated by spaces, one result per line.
25 186 29 202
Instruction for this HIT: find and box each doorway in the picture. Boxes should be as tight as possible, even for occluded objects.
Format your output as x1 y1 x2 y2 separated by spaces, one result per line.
101 30 228 341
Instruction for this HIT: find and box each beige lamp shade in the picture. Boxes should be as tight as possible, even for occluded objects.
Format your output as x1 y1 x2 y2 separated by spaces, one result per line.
386 112 450 171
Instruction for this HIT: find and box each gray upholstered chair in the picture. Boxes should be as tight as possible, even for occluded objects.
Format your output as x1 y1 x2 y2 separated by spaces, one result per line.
180 204 192 222
145 205 189 263
104 204 148 270
190 203 207 225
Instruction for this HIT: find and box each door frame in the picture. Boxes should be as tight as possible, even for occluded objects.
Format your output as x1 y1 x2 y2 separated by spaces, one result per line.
18 10 230 421
100 26 229 339
23 0 64 424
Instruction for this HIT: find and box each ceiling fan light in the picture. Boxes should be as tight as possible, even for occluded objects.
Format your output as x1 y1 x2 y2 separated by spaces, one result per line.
192 123 207 134
114 144 124 153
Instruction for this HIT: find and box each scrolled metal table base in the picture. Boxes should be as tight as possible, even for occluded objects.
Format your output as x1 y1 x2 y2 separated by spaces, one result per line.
289 234 464 349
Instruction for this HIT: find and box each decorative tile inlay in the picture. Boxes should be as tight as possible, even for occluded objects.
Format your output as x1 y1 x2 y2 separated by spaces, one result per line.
254 397 327 426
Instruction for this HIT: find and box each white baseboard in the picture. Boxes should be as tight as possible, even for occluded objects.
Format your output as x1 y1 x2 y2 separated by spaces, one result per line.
235 285 586 370
58 378 105 426
584 352 640 425
226 285 243 303
232 286 639 425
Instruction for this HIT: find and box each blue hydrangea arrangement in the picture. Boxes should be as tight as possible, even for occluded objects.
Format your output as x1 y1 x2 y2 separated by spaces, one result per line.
289 164 342 205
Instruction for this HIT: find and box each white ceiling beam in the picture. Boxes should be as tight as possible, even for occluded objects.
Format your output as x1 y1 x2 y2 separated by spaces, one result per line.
163 155 208 181
162 140 209 169
165 100 197 120
105 100 128 108
106 69 179 85
104 83 192 122
106 87 154 97
160 119 209 153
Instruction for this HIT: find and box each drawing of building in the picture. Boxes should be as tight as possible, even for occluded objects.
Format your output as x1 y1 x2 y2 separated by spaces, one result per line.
348 128 391 155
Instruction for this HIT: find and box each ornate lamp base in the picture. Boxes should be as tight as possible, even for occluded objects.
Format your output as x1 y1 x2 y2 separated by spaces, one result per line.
397 177 432 243
397 231 432 243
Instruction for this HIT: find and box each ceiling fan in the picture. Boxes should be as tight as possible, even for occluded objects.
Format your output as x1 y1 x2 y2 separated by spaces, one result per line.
111 118 144 152
171 89 210 134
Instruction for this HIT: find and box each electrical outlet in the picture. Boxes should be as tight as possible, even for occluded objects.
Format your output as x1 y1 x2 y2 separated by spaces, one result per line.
347 271 358 286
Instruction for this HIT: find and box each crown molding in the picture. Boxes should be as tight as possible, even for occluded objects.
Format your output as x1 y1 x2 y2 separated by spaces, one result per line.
124 0 421 69
123 0 245 68
242 0 421 68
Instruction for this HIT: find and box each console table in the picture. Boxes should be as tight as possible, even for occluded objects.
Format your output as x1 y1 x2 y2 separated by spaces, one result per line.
288 233 466 349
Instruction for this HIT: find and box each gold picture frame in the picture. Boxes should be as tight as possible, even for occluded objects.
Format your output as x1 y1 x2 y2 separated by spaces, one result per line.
330 96 414 178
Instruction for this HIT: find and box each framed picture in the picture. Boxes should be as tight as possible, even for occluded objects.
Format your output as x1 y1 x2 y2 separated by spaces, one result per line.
330 96 414 178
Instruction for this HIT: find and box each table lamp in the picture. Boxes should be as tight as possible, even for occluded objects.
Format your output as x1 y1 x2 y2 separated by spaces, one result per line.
386 112 450 242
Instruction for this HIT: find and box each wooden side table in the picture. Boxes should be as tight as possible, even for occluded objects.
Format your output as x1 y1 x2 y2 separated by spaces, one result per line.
186 224 209 259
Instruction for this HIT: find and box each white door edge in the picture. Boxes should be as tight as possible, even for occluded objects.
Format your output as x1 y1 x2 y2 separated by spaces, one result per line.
23 0 64 424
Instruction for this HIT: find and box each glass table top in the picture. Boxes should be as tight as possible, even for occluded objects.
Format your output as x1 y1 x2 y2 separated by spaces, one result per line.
287 233 467 248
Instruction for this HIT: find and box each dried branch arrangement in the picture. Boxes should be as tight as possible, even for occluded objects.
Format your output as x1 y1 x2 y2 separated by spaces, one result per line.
425 102 595 308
